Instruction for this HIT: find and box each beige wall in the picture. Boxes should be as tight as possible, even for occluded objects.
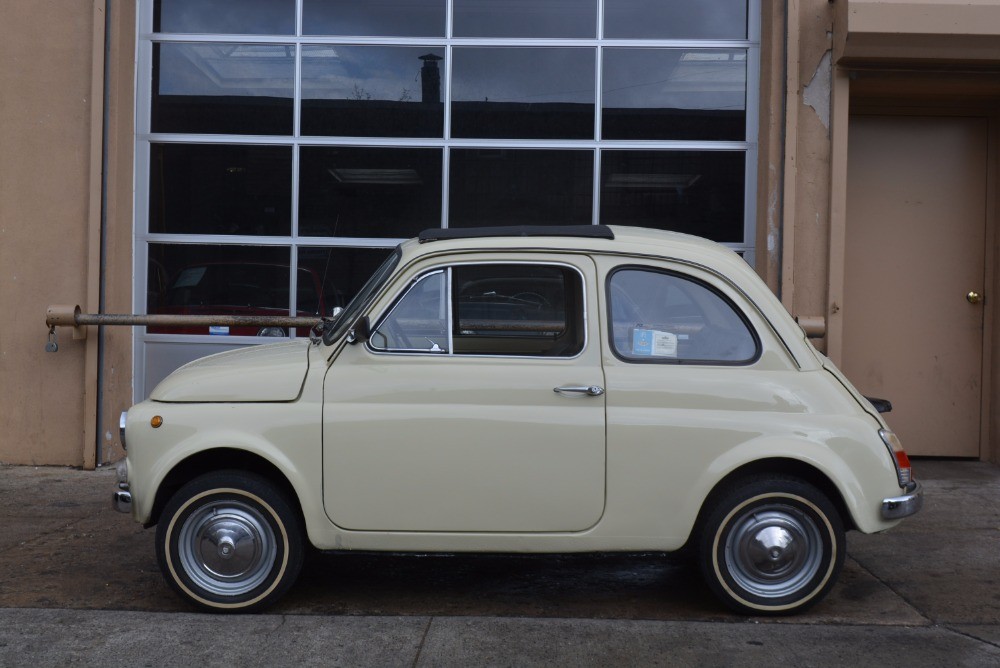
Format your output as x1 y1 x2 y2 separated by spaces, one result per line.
0 1 102 466
0 1 134 467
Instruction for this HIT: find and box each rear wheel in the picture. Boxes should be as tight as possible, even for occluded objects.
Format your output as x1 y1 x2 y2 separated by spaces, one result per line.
156 471 304 613
699 476 845 615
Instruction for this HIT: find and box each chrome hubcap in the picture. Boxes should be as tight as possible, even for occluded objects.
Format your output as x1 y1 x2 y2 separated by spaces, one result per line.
177 500 277 597
724 505 823 599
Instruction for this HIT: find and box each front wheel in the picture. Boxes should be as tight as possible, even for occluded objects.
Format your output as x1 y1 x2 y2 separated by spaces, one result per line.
156 471 304 613
698 476 845 615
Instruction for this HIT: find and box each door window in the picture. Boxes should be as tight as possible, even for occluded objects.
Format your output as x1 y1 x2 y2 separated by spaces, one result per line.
370 264 585 357
608 267 758 363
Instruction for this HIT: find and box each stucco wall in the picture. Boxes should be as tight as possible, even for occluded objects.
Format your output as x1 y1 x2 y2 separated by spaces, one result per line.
0 1 101 466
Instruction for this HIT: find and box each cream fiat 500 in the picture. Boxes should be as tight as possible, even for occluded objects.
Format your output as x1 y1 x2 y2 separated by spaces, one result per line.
116 226 922 615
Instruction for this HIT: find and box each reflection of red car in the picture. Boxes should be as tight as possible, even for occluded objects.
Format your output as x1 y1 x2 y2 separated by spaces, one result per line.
149 263 342 336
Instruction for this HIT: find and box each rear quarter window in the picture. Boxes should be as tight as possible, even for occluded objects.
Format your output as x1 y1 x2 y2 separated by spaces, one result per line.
607 266 759 364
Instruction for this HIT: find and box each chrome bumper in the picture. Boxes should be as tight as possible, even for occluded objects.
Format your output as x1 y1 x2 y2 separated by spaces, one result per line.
881 480 923 519
113 483 132 514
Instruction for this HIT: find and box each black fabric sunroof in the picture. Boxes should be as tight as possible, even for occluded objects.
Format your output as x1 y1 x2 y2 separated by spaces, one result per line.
418 225 614 243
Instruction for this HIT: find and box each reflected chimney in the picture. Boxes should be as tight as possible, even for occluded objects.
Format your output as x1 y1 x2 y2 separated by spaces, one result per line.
419 53 442 104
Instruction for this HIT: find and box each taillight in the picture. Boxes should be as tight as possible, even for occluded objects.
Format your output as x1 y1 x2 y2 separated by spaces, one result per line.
879 429 912 487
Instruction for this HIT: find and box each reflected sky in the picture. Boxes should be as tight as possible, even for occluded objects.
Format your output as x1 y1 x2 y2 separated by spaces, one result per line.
157 43 294 98
603 49 746 112
604 0 747 39
302 46 443 102
453 0 596 38
452 48 595 105
303 0 445 37
155 0 295 35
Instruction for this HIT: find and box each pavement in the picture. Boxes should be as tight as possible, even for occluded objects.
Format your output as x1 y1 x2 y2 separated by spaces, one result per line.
0 459 998 666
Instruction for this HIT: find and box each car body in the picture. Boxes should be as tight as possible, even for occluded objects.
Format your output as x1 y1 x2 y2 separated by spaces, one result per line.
148 262 342 336
115 225 922 615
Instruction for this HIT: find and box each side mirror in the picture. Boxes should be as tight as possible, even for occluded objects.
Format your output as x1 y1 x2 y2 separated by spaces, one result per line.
347 316 371 344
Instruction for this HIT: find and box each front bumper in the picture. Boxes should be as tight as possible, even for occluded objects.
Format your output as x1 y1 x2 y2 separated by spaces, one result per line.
112 456 132 514
881 480 923 519
113 484 132 514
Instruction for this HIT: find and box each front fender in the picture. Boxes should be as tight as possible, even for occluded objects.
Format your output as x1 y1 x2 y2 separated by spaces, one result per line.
124 400 324 540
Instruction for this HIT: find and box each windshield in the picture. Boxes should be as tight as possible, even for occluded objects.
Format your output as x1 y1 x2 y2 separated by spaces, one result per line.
322 246 402 346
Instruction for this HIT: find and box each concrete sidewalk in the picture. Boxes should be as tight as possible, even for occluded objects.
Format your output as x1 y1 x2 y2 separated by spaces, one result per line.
0 460 998 665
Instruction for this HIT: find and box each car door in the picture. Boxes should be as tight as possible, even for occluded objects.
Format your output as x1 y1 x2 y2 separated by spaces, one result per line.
322 254 606 533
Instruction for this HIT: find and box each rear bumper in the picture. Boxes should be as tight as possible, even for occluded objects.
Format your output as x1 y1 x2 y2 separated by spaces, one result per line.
881 481 923 519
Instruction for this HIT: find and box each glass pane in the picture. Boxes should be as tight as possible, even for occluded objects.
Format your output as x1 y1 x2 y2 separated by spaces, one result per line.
299 147 442 238
149 143 292 236
154 0 295 35
146 244 291 336
371 271 449 352
609 269 757 363
303 0 445 37
603 49 746 141
299 247 396 312
451 48 595 140
301 46 444 138
454 0 596 38
152 43 294 135
453 264 584 357
604 0 747 40
600 151 745 242
450 149 594 227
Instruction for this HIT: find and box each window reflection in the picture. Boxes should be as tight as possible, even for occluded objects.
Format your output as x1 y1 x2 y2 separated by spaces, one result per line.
152 43 294 135
303 0 445 37
149 144 292 236
450 149 593 226
452 48 595 139
604 0 747 39
299 247 396 308
299 147 442 238
154 0 295 35
454 0 596 38
146 244 292 335
600 151 745 242
603 49 746 141
301 46 444 138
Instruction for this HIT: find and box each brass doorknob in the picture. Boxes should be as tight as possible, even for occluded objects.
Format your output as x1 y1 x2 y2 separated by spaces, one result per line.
967 291 982 304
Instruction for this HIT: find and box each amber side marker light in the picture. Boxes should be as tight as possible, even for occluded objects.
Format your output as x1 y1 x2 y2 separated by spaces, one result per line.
151 416 163 428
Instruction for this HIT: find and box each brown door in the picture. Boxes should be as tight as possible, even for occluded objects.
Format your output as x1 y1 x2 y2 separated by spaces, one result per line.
843 115 987 457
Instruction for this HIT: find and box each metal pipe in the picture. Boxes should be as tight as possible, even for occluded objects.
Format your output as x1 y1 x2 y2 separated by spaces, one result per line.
46 304 320 329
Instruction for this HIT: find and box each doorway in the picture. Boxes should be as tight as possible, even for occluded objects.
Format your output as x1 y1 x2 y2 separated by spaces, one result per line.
842 115 988 457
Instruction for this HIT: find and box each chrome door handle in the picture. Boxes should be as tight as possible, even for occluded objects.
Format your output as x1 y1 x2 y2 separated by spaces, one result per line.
554 385 605 397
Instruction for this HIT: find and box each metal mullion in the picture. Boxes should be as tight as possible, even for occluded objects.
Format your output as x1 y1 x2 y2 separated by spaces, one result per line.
592 148 601 226
142 234 295 246
144 33 301 44
597 0 605 39
442 41 453 229
593 38 604 225
293 237 404 248
142 133 297 145
289 245 299 329
296 0 303 37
